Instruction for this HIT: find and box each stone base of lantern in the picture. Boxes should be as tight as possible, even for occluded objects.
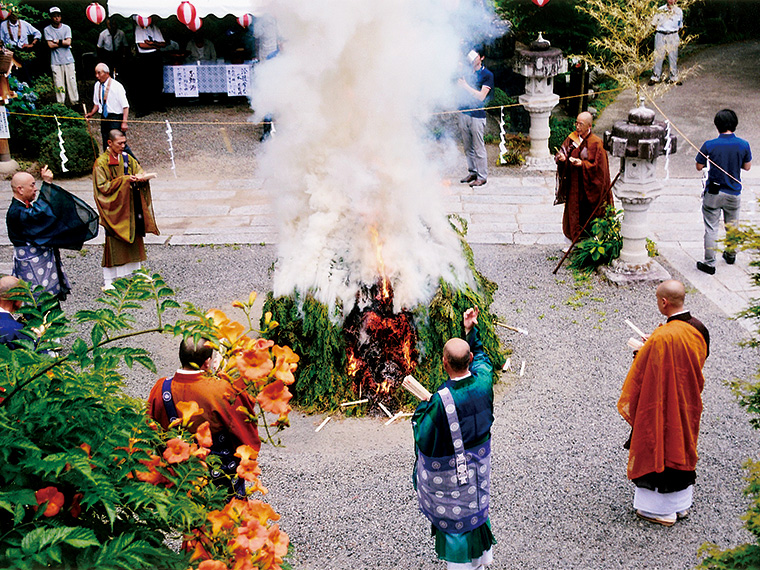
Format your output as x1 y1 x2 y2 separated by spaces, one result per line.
523 155 556 171
0 158 18 175
600 258 670 284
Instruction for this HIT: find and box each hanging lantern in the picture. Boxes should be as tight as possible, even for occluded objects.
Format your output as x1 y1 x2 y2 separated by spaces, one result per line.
531 0 550 5
176 1 196 26
237 13 252 28
134 14 152 28
186 15 202 32
0 8 10 21
85 3 106 25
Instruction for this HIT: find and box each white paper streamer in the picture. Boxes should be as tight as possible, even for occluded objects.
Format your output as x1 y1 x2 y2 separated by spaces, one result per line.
663 119 672 182
54 115 68 173
498 106 507 165
165 120 177 178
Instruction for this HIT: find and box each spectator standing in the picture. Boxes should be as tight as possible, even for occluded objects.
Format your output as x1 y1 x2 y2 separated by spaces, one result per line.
0 11 41 84
457 48 494 188
43 6 79 106
695 109 752 274
85 63 132 153
96 18 128 76
133 18 166 117
649 0 683 85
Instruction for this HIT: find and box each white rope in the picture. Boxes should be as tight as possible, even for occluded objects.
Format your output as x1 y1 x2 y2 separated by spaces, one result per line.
498 106 507 165
54 115 68 173
165 120 177 178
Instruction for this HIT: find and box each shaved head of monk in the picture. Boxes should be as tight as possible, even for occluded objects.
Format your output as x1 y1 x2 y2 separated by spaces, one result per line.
656 279 685 316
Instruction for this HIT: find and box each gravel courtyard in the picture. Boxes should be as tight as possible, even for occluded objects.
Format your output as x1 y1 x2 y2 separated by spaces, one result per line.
10 241 758 570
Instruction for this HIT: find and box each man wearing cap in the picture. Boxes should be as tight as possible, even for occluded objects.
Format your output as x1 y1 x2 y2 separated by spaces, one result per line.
44 7 79 105
457 48 494 188
85 63 132 153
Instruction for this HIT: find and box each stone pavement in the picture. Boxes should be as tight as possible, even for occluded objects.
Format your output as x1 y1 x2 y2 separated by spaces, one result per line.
1 169 758 330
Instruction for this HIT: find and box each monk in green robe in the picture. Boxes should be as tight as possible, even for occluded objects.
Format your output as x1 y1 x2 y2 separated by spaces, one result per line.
412 307 496 569
93 129 159 288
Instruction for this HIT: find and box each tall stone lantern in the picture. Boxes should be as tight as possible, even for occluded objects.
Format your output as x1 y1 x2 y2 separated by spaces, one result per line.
602 105 676 283
513 34 566 170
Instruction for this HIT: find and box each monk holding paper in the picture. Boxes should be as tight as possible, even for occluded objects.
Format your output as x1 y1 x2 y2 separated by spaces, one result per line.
618 280 709 527
555 111 613 243
93 129 159 289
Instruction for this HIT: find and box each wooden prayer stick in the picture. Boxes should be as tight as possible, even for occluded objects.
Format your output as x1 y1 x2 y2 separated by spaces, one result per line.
384 412 413 426
502 357 512 372
315 416 331 433
402 375 432 401
496 322 529 335
625 319 648 340
340 399 369 407
519 360 526 377
377 401 394 419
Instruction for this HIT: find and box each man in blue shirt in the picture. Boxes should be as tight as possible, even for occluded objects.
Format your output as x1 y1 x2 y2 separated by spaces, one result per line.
695 109 752 274
458 48 494 188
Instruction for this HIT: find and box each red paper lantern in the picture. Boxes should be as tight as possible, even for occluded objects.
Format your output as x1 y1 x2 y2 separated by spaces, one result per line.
135 14 152 28
237 13 252 28
85 3 105 25
186 15 202 32
0 9 10 20
532 0 550 5
176 1 196 26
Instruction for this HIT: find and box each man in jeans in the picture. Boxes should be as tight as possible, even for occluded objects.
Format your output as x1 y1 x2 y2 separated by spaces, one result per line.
695 109 752 275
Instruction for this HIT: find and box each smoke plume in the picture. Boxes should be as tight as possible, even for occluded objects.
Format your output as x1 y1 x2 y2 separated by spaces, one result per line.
252 0 496 316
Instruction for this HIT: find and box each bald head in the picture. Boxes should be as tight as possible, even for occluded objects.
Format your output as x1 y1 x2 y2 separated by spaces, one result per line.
10 172 37 203
443 338 472 375
656 279 685 316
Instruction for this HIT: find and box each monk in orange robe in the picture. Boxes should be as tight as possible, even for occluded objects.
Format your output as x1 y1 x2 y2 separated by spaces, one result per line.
618 280 709 526
555 111 613 243
93 129 158 288
148 337 261 499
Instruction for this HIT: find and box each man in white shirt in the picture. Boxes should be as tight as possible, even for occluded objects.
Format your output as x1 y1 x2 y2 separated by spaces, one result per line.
0 11 41 84
43 6 78 105
649 0 684 85
133 19 166 117
84 63 132 153
96 19 127 75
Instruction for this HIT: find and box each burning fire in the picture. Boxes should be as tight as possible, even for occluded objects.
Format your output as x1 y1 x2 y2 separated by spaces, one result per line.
343 228 419 403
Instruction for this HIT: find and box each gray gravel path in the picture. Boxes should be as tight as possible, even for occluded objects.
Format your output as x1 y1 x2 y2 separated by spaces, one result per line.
8 242 759 570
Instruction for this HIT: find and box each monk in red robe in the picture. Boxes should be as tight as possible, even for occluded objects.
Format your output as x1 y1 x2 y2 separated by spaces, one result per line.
93 129 158 288
555 111 613 243
618 280 709 526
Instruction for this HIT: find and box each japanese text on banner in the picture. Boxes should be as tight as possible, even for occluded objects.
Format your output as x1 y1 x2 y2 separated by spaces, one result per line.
226 65 250 97
173 65 199 98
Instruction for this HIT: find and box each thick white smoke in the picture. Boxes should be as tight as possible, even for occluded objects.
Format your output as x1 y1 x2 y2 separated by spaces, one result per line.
252 0 496 316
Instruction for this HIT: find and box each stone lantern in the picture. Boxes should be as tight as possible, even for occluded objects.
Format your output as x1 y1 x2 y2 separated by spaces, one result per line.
513 34 566 170
602 105 676 283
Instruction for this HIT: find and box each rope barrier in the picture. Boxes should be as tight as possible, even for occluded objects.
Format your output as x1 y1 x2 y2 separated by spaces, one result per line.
643 91 743 186
4 86 626 126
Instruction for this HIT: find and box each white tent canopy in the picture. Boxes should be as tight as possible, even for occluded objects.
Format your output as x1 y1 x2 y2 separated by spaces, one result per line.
107 0 265 19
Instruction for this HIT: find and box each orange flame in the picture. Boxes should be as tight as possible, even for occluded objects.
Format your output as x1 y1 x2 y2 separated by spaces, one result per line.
369 226 390 300
346 349 360 377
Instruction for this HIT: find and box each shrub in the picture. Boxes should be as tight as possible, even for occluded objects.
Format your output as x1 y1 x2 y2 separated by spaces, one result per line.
569 205 622 271
9 102 87 158
549 115 576 155
31 75 57 106
0 273 294 570
39 125 98 177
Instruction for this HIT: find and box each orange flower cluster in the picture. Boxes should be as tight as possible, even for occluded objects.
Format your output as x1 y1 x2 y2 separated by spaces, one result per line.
206 307 299 427
188 498 289 570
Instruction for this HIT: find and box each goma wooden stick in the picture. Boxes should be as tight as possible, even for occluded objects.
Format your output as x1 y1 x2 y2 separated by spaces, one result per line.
625 319 648 339
402 375 432 401
315 416 331 433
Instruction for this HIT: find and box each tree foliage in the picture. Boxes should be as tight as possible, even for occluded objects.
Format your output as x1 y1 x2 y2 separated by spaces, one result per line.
0 273 294 570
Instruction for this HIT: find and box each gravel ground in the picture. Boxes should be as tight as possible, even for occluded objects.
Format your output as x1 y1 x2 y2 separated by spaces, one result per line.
5 242 759 570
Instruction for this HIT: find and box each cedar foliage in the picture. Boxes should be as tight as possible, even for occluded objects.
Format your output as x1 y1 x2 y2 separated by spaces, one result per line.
262 220 505 412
